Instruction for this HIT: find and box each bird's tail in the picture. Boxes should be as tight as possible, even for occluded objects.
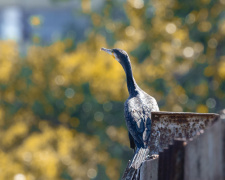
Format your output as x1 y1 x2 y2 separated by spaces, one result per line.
129 147 149 169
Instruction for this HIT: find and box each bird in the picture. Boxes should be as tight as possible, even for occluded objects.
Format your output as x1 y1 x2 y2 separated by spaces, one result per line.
101 47 159 168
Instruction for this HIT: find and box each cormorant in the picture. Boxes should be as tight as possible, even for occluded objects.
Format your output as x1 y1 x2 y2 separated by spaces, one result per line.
101 48 159 168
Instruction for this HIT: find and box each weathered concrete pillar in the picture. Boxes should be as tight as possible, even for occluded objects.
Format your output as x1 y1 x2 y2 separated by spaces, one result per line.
184 113 225 180
140 158 158 180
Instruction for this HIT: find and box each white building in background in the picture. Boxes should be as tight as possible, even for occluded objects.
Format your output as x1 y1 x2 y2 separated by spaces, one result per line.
1 6 23 42
0 0 91 45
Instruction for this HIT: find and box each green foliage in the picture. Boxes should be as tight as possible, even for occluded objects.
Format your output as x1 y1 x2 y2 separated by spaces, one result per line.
0 0 225 179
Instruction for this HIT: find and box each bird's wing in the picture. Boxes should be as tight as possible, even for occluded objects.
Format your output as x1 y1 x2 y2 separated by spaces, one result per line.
142 114 151 146
141 97 159 146
125 106 145 147
125 96 159 148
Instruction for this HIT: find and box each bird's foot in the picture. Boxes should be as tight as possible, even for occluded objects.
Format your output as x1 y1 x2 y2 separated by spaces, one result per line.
145 154 159 160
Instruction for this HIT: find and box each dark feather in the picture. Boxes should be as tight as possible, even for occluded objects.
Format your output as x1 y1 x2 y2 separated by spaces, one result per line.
128 132 136 150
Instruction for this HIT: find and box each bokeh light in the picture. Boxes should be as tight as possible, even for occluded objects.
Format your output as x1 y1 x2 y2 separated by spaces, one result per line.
183 47 194 58
29 16 42 26
165 23 177 34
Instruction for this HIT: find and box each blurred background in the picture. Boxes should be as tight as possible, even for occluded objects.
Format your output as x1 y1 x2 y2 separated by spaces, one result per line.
0 0 224 179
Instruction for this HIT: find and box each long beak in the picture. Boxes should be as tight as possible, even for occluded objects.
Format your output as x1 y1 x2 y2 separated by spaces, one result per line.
101 47 113 55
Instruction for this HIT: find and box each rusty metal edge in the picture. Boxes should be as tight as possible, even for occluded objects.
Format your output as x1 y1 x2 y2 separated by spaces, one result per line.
152 111 220 123
152 111 220 117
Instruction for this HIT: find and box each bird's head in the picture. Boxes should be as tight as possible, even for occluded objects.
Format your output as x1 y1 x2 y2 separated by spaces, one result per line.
101 48 130 65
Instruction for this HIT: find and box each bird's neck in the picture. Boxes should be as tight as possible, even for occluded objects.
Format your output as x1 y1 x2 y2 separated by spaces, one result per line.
121 58 139 96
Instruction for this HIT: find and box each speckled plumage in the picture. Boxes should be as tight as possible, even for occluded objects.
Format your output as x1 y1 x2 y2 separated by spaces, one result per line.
101 48 159 152
125 88 159 149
